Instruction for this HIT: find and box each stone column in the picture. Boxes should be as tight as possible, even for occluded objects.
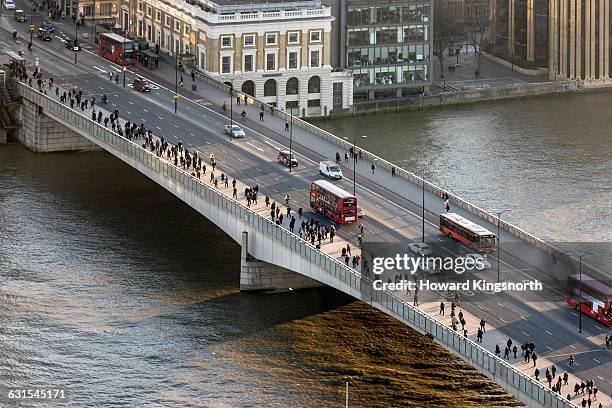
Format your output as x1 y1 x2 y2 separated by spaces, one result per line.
585 0 591 79
549 0 558 80
508 0 515 54
599 0 606 78
590 0 596 79
239 231 323 293
569 0 575 78
605 0 610 78
576 0 582 79
560 0 568 78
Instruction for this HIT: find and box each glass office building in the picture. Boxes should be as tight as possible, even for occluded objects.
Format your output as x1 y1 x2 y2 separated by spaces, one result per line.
346 0 432 101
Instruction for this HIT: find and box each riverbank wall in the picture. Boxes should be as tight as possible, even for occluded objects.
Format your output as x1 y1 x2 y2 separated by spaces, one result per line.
334 80 578 117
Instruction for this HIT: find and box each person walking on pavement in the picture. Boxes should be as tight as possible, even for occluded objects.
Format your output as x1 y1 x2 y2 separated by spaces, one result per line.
439 302 445 315
285 121 289 132
284 193 290 206
391 166 396 176
495 344 500 357
535 368 540 381
532 352 538 367
512 345 518 359
480 318 486 332
476 328 483 343
191 70 196 82
109 72 113 81
371 163 375 174
259 111 264 121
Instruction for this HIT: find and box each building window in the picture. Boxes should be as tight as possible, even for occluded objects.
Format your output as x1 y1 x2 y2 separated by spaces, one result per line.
184 25 190 36
308 76 320 93
309 50 320 68
333 82 343 109
288 51 298 69
288 31 299 44
286 100 299 109
310 30 321 42
83 4 92 16
165 15 170 27
221 35 232 48
286 77 298 95
266 53 276 71
243 34 255 47
156 10 161 21
244 54 254 72
137 20 142 37
199 31 206 41
137 1 142 11
307 99 321 107
264 79 277 96
221 55 232 73
199 49 206 69
146 5 152 17
146 24 152 41
242 80 255 96
174 21 180 32
266 33 277 45
100 3 112 16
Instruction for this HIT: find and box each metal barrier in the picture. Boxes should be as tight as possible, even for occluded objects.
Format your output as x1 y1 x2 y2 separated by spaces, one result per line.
17 82 577 408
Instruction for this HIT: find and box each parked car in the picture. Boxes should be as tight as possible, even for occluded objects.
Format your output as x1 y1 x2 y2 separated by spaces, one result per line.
277 150 298 167
14 9 26 21
319 161 343 180
4 0 16 10
37 28 52 41
133 77 151 92
224 124 245 138
357 206 364 218
408 242 432 256
39 21 54 32
465 253 491 270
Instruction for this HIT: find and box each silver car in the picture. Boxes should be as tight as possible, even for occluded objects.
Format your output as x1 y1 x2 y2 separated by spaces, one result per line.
224 124 245 138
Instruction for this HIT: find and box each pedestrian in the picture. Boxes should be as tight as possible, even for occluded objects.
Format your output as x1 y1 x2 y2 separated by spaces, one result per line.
115 75 119 85
480 318 486 332
236 96 241 105
109 71 113 81
259 111 264 121
552 365 556 378
346 243 351 256
445 199 450 212
512 345 518 359
563 372 568 385
285 121 289 132
243 94 248 104
495 344 500 357
298 207 302 218
532 352 538 367
191 70 196 82
439 302 445 315
504 347 509 359
476 328 483 343
104 117 109 127
371 163 375 174
180 76 184 86
391 166 396 176
535 368 540 381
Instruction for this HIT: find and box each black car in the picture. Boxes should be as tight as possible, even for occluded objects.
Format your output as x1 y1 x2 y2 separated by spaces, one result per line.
39 21 54 33
63 36 80 51
14 9 26 22
37 28 51 41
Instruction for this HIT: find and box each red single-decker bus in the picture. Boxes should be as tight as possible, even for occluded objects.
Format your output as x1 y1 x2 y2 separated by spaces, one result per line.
310 180 358 224
439 212 497 252
566 274 612 327
98 33 136 66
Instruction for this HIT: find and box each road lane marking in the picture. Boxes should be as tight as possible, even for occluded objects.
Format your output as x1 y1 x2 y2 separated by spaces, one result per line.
571 312 579 317
476 305 485 310
156 126 161 130
521 316 528 321
593 358 600 363
246 141 264 152
158 116 163 120
500 318 508 324
190 132 195 136
92 65 107 73
174 124 179 128
497 302 504 307
597 376 605 381
143 108 148 112
545 330 553 335
521 331 529 337
594 326 603 331
545 345 553 351
109 64 121 72
128 101 134 104
569 344 575 349
126 111 131 115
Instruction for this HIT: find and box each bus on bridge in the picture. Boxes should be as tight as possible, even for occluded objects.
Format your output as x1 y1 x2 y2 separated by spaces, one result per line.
439 213 497 252
98 33 136 66
310 180 358 224
566 273 612 327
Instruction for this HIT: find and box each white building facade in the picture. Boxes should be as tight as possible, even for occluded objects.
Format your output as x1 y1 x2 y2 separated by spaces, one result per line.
121 0 353 116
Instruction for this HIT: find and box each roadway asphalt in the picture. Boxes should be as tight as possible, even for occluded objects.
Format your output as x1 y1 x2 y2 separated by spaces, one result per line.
1 8 610 399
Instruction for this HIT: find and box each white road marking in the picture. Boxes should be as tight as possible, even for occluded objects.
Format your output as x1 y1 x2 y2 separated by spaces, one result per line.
597 376 605 381
593 358 600 363
158 116 163 120
256 168 263 172
594 325 603 331
54 64 67 72
521 331 529 337
500 318 508 324
521 316 528 321
92 65 107 73
187 143 193 147
109 64 121 72
111 103 116 107
476 304 486 310
545 330 553 335
569 344 576 349
128 101 134 105
174 124 179 128
291 187 299 191
246 142 264 152
143 108 148 112
190 132 195 136
237 158 244 162
545 345 553 351
126 111 131 115
571 312 579 317
141 119 146 122
156 126 161 130
205 141 211 145
497 302 504 307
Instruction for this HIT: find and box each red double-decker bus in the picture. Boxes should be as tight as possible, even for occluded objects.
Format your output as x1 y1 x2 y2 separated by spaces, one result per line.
309 180 358 224
439 213 497 252
98 33 136 65
566 274 612 327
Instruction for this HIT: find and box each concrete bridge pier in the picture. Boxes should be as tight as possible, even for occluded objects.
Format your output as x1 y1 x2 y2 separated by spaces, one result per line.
240 231 323 293
17 99 101 152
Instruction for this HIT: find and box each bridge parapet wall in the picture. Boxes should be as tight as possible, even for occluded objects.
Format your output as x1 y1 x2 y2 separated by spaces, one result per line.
15 82 577 408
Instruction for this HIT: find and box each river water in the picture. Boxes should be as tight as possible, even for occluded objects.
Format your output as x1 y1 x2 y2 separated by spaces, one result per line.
0 146 519 407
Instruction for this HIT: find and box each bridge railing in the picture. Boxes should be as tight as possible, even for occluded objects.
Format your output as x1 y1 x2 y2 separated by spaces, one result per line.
18 82 576 408
191 69 603 283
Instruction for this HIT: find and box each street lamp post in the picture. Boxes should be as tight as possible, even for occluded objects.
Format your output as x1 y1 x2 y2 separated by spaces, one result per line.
74 8 78 64
122 66 126 87
344 135 367 196
494 209 511 283
174 51 179 113
288 107 294 173
577 252 592 333
91 0 95 39
222 77 235 141
422 174 425 243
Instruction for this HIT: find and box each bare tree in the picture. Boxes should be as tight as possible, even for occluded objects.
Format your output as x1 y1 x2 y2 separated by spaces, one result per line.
433 0 460 79
464 0 493 77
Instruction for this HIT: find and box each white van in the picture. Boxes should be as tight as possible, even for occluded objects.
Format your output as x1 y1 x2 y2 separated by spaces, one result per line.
319 161 343 180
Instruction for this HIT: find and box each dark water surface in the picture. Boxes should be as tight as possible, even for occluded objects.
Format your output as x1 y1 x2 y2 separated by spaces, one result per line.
0 145 519 407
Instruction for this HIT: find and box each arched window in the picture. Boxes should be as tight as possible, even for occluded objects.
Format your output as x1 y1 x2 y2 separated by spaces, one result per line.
241 80 255 96
264 79 277 96
308 76 320 93
286 77 299 95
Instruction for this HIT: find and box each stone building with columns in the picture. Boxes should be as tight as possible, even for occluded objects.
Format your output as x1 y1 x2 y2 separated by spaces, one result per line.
117 0 353 116
501 0 612 84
